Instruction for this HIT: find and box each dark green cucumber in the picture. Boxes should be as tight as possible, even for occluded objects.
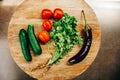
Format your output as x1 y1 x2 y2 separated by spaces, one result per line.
27 24 42 55
19 29 32 61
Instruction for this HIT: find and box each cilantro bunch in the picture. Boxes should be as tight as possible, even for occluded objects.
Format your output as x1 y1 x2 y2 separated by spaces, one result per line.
47 13 83 65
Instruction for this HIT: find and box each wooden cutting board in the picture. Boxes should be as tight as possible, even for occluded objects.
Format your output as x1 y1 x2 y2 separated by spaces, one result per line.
8 0 101 80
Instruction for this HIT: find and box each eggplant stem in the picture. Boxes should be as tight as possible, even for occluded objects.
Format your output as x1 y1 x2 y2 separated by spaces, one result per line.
82 10 89 31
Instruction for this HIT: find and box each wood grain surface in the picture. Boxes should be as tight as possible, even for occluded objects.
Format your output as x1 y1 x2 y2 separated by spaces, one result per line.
8 0 101 80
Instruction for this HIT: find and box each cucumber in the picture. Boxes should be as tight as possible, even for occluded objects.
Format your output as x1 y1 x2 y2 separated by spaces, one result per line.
27 24 42 55
19 29 32 61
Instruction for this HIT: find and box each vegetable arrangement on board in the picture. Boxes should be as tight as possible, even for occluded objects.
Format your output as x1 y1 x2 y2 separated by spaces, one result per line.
19 8 92 67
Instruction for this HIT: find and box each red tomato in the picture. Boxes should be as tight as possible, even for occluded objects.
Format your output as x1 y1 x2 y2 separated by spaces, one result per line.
38 30 50 43
42 20 52 31
41 9 53 19
53 8 64 19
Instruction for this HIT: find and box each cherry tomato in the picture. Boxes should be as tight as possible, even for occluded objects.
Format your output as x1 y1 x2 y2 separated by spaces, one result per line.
53 8 64 19
42 20 52 31
38 30 50 43
41 9 53 19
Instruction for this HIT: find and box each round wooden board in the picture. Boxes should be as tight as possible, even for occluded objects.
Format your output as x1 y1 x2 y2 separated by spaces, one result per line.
8 0 101 80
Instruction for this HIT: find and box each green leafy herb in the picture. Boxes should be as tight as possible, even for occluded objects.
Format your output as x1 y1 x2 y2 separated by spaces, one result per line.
47 13 83 65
